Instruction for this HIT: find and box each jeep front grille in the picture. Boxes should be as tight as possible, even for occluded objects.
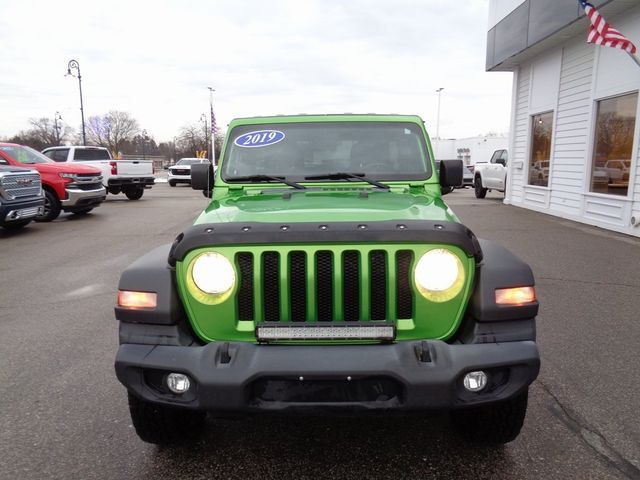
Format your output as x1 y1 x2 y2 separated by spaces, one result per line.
235 248 414 322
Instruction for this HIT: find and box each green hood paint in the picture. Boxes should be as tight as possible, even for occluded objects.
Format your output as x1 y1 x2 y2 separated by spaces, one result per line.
195 188 460 225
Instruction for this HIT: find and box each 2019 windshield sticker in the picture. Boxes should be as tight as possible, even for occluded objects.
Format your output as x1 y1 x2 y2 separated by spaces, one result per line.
234 130 285 148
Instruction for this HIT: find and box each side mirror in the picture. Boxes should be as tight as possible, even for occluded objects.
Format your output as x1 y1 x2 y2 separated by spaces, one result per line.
439 159 463 190
191 163 214 198
496 158 506 166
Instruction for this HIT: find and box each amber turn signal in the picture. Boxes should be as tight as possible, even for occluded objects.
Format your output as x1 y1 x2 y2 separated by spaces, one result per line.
117 290 157 309
495 286 536 306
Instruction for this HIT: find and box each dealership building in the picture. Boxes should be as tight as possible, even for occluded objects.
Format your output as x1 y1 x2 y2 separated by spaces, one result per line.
487 0 640 237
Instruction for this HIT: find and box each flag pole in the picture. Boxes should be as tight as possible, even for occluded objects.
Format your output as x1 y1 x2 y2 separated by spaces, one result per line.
627 51 640 69
207 86 216 165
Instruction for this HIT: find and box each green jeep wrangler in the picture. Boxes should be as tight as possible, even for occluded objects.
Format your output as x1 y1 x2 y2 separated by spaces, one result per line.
115 114 540 446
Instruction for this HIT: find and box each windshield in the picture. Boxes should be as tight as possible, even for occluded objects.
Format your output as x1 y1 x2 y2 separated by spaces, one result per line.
221 122 431 182
0 145 52 164
177 158 204 165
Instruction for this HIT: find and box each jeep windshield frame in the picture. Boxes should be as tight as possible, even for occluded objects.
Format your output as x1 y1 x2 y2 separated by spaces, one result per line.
220 121 432 184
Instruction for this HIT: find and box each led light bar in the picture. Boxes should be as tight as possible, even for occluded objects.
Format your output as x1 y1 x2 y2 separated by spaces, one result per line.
255 324 396 342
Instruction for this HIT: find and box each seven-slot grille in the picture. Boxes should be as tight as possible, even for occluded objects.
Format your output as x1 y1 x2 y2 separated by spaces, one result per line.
0 173 41 200
235 249 414 323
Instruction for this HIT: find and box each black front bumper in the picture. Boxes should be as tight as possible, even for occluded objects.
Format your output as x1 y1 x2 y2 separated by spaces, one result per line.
116 340 539 412
0 197 44 225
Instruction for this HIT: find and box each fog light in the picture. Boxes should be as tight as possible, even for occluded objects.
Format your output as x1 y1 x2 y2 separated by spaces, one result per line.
166 373 191 394
463 371 488 392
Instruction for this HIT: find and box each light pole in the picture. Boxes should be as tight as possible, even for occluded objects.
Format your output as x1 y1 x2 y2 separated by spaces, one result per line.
207 87 216 164
141 129 148 160
435 87 444 159
200 113 209 158
66 60 86 146
173 136 177 164
54 111 62 145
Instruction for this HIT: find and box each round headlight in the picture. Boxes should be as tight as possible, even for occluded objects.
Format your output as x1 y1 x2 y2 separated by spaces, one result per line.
414 249 465 302
190 252 235 297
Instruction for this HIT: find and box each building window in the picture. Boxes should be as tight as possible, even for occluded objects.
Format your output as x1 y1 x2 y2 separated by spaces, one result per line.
529 112 553 187
589 92 638 196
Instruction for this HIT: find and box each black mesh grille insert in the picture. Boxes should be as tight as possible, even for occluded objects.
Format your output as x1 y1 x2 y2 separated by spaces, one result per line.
396 251 414 319
262 252 280 322
370 251 387 321
237 253 254 321
342 251 360 321
289 252 307 322
316 251 333 321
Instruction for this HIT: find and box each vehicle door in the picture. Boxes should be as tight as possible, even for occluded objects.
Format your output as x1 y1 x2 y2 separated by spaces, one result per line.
484 150 503 188
495 150 508 189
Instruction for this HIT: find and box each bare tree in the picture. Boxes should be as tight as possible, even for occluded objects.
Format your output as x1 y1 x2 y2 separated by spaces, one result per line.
28 117 73 147
177 123 208 157
86 110 140 155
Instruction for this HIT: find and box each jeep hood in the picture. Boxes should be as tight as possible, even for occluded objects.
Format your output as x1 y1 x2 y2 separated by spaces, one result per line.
194 189 458 225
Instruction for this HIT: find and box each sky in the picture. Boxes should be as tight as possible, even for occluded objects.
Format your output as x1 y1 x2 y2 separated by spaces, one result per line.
0 0 513 143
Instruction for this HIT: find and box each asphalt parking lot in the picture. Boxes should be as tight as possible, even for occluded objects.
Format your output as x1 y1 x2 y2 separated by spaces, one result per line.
1 184 639 480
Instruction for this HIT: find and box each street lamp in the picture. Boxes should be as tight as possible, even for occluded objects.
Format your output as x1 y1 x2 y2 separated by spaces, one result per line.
141 129 148 160
66 60 86 146
435 87 444 158
54 111 62 145
173 136 177 165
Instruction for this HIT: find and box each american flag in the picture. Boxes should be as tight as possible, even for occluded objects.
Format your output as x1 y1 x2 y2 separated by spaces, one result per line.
578 0 637 54
210 108 217 135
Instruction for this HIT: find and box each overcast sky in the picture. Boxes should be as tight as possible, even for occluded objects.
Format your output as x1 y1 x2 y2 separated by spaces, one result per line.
0 0 513 143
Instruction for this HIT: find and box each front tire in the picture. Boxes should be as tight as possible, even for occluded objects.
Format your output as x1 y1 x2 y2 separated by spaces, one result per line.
474 177 487 199
168 180 176 187
450 390 528 445
127 392 206 445
36 189 61 222
124 187 144 200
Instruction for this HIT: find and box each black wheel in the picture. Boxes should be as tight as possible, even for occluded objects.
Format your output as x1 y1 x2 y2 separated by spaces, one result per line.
127 392 206 445
474 176 487 199
124 187 144 200
72 208 94 215
36 189 61 222
451 390 528 446
2 220 31 230
169 181 176 187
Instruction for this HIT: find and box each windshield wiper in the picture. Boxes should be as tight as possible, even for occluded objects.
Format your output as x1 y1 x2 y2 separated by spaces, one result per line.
225 175 306 190
304 172 390 189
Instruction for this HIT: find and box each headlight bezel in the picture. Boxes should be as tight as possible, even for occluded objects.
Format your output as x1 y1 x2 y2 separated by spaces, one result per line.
413 248 466 302
186 251 236 305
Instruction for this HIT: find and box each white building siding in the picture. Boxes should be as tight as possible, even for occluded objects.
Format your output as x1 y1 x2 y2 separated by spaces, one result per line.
510 65 531 204
633 146 640 225
549 40 595 216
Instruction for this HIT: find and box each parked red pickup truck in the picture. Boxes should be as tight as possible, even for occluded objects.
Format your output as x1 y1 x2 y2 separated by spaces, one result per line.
0 143 106 222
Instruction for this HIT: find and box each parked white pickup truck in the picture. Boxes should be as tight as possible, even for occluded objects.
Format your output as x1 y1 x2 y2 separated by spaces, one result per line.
473 149 508 198
42 146 154 200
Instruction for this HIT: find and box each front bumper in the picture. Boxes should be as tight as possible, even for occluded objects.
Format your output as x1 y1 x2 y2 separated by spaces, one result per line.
167 172 191 182
61 186 106 210
0 197 44 224
116 340 539 412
